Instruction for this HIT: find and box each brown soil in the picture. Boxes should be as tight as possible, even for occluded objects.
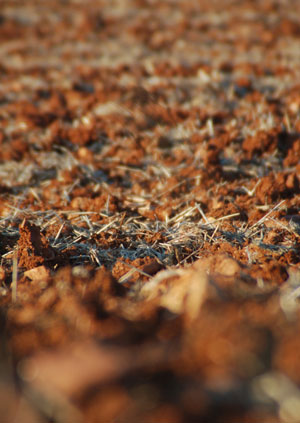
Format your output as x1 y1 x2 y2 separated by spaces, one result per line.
0 1 300 422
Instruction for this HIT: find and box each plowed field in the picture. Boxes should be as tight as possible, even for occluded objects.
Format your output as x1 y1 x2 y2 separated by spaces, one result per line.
1 1 300 422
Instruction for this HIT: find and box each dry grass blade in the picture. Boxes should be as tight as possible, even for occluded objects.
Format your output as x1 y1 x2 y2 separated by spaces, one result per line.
12 247 18 303
205 213 240 225
118 262 152 284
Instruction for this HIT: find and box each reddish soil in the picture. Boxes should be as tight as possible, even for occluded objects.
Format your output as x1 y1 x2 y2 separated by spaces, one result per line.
0 1 300 422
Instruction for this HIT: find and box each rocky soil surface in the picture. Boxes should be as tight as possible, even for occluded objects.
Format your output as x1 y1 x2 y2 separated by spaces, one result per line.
0 1 300 422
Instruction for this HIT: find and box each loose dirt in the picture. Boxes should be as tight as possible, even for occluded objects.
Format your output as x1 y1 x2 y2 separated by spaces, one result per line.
0 1 300 422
